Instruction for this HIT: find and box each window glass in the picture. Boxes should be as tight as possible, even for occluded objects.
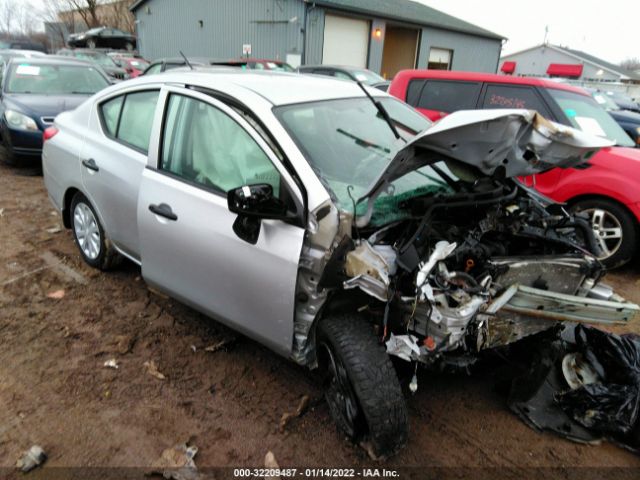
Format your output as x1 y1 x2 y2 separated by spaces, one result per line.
100 95 124 136
144 63 162 75
161 94 280 195
416 80 481 112
428 48 452 70
333 71 352 80
117 90 160 152
482 84 551 116
6 64 109 94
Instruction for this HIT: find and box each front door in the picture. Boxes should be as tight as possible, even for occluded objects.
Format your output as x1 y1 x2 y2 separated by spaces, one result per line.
137 87 305 356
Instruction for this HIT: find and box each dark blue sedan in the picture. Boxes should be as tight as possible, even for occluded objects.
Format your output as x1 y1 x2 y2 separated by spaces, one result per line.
0 56 110 165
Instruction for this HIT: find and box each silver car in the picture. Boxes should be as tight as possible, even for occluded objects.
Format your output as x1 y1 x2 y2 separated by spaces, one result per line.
43 71 638 457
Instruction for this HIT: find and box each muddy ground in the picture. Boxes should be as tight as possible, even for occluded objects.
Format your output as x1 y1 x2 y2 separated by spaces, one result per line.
1 159 640 478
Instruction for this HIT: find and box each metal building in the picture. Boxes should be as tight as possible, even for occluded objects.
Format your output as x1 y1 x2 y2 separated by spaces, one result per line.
129 0 504 78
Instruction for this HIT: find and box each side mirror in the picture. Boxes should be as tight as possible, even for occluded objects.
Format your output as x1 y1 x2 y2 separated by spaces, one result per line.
227 183 292 244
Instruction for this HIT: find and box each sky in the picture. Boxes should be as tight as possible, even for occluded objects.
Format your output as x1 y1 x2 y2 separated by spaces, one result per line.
419 0 639 64
20 0 640 65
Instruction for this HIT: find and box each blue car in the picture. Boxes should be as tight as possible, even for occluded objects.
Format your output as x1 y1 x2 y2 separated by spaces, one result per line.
590 90 640 146
0 56 110 165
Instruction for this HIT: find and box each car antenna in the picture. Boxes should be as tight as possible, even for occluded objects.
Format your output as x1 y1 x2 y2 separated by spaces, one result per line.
179 51 194 70
356 81 402 141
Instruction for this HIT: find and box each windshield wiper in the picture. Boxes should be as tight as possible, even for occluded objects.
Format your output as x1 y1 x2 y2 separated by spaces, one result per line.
356 80 403 142
336 128 391 154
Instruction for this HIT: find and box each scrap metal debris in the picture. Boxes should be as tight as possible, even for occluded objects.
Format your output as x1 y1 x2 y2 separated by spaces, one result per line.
144 360 166 380
279 395 310 433
16 445 47 472
508 324 640 452
150 442 198 480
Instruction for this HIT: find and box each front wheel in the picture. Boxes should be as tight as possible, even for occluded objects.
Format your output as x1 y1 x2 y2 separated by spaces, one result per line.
571 198 637 268
70 192 121 270
317 314 408 458
86 39 97 49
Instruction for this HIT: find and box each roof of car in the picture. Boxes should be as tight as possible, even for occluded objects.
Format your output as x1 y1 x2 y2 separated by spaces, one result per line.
132 70 382 105
395 69 589 95
300 65 366 72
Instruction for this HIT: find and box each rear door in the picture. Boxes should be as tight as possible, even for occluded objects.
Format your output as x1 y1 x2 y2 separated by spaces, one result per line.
137 86 305 356
406 79 482 121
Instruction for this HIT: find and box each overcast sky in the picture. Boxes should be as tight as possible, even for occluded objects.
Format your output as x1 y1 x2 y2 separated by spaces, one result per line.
420 0 639 64
23 0 640 65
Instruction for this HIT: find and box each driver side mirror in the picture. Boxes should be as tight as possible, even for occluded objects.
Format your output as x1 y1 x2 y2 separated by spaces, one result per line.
227 183 293 244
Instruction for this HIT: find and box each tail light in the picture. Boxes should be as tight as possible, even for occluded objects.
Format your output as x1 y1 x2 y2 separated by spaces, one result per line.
43 126 59 142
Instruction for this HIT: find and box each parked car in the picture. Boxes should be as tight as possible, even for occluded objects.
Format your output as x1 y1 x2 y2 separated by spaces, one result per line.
0 49 47 62
67 27 137 51
57 49 128 80
298 65 386 86
111 56 149 78
589 89 640 145
0 56 110 165
390 70 640 267
0 39 47 53
42 70 636 456
605 91 640 114
226 58 294 71
371 80 391 92
141 57 244 75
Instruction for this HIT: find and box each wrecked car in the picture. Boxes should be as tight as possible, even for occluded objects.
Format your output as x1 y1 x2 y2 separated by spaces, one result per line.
42 71 638 457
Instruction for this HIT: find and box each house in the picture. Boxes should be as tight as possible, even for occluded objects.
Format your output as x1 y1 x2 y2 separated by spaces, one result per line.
129 0 504 77
500 43 640 85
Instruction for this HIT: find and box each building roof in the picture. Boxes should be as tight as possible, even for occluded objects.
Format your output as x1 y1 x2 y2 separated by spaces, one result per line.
502 44 640 81
130 0 504 40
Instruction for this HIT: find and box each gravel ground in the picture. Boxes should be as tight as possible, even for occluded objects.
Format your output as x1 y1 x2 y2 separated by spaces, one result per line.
1 159 639 478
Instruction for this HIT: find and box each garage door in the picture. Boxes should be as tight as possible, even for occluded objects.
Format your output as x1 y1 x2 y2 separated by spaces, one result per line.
322 14 369 67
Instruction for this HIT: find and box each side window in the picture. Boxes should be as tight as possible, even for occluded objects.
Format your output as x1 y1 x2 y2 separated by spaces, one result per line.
160 94 281 196
482 84 552 117
417 80 481 112
333 71 352 80
144 63 162 75
98 90 159 153
100 95 124 136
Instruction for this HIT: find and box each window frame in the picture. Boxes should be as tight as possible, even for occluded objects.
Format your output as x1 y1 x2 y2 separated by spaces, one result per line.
153 85 305 224
97 88 161 155
427 47 454 70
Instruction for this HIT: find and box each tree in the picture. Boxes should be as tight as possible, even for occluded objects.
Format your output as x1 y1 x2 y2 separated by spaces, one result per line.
620 57 640 72
66 0 101 29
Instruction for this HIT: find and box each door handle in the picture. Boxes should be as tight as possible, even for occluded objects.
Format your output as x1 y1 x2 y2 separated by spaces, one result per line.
82 158 99 172
149 203 178 221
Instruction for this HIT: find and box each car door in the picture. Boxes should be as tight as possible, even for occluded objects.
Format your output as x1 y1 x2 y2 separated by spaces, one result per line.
137 86 306 356
80 88 161 261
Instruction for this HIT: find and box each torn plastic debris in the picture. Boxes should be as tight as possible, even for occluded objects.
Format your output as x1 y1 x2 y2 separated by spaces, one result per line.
16 445 47 472
416 241 457 299
386 333 422 362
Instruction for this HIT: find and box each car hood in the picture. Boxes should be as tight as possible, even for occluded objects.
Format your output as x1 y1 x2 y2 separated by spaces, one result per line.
359 109 612 203
5 93 90 118
609 109 640 124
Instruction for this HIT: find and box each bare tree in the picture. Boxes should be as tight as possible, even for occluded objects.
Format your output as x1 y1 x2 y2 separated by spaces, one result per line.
621 57 640 72
0 0 16 37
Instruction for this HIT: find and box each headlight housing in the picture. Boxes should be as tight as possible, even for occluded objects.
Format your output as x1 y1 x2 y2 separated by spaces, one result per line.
5 110 38 131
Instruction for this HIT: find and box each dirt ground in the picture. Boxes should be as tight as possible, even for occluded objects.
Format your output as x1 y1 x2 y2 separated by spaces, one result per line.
1 159 640 478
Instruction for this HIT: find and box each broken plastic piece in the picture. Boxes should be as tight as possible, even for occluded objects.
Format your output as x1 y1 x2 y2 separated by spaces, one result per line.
385 334 421 362
16 445 46 473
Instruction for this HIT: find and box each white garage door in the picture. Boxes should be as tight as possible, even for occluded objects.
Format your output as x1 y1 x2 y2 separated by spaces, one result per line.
322 14 369 67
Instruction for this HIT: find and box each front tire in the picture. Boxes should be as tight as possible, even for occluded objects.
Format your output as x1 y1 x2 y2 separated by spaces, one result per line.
70 192 120 270
86 39 97 49
571 198 637 268
317 314 408 458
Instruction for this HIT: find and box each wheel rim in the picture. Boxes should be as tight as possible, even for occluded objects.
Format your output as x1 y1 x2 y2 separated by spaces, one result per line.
319 342 361 438
582 207 623 259
73 202 101 260
87 40 96 49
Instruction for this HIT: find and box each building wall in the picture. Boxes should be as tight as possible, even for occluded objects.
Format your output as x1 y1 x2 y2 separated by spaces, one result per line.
501 46 620 82
133 0 501 74
58 0 136 33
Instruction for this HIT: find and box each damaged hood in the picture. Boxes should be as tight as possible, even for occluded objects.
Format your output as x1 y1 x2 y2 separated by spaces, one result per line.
359 109 613 203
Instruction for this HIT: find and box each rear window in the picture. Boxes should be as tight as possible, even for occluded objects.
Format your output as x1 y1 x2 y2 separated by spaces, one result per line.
482 84 551 117
408 80 482 113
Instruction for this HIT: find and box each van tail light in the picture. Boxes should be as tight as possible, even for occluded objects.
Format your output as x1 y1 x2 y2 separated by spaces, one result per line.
43 126 59 142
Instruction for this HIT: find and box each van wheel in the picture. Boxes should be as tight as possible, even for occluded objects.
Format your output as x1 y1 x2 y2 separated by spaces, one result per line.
571 198 637 268
70 192 121 270
317 314 408 458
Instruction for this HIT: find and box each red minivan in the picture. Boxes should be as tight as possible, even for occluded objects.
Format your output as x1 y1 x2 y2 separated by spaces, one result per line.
390 70 640 268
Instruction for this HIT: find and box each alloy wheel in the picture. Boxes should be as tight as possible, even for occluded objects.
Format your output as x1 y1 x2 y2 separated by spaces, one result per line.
73 202 101 260
583 207 623 259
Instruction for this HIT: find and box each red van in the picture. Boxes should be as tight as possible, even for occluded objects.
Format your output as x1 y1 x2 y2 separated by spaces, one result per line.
390 70 640 268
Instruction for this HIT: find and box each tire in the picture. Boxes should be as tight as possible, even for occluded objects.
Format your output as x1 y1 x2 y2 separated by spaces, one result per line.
571 198 637 268
317 314 408 458
70 192 121 271
87 39 97 49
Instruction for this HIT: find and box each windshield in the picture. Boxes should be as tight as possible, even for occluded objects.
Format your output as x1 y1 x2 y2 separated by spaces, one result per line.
129 59 149 69
350 69 385 85
6 63 109 94
74 51 117 68
275 96 441 220
547 89 635 147
591 91 620 111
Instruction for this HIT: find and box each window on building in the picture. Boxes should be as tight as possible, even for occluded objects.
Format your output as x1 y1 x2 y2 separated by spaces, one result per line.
428 48 453 70
410 80 482 112
482 84 552 117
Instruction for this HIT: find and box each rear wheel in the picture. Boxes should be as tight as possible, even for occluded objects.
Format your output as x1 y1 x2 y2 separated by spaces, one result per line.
70 192 121 270
571 198 637 268
86 39 97 49
125 42 134 51
317 314 408 458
